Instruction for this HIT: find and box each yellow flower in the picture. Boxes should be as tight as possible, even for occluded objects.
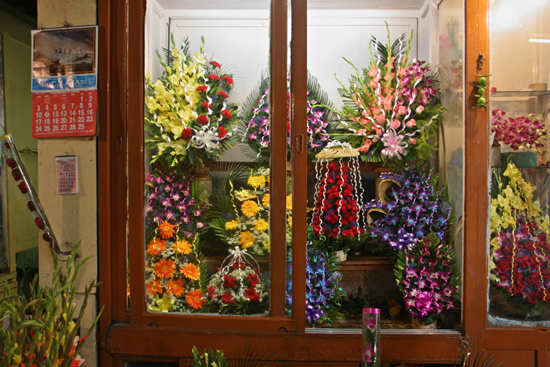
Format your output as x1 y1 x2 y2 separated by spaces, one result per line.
286 195 292 210
254 218 269 232
288 216 292 228
262 194 270 208
225 220 240 231
241 200 259 217
239 231 256 249
248 175 266 189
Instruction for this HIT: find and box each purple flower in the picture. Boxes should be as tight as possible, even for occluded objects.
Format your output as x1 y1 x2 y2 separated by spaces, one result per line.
364 316 377 331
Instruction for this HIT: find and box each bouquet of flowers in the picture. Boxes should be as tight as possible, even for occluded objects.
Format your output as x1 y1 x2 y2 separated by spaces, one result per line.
145 36 238 169
394 233 460 325
491 109 548 157
329 29 443 164
206 247 269 315
366 167 453 251
238 72 334 164
209 167 291 256
490 162 550 305
145 172 208 312
286 238 345 326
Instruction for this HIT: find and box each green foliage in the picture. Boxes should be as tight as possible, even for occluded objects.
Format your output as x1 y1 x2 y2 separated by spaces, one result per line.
227 341 289 367
191 346 228 367
0 242 102 367
334 287 370 316
462 351 503 367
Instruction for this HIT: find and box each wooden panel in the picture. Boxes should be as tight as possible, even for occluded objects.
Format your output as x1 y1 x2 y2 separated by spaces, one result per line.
486 350 535 367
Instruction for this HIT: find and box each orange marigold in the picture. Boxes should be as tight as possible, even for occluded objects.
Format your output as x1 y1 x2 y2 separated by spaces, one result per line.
154 259 175 279
173 239 192 254
186 289 205 310
146 279 163 295
158 220 177 239
166 278 185 297
180 263 200 280
147 238 166 256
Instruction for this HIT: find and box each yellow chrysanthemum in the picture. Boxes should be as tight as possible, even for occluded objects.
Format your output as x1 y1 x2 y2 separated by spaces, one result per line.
241 200 259 217
173 239 193 254
254 218 269 232
239 231 256 249
262 194 270 208
248 175 266 189
225 220 240 231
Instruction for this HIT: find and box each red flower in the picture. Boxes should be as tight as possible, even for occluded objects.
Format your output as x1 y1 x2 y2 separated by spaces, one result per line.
197 115 209 124
245 287 259 301
42 233 51 242
218 126 227 139
221 109 232 119
27 201 36 211
221 291 235 305
6 158 16 168
208 74 220 81
210 61 222 68
201 102 210 108
196 85 208 92
223 274 237 288
221 75 234 85
18 181 28 194
248 272 258 287
181 128 193 140
11 169 21 181
34 217 45 230
218 90 229 99
207 285 217 299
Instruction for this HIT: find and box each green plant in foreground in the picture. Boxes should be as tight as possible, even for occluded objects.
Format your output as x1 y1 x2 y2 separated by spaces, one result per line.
190 346 228 367
0 242 102 366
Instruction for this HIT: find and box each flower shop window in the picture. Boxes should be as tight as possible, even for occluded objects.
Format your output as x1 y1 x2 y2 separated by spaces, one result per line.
487 0 550 327
137 0 465 332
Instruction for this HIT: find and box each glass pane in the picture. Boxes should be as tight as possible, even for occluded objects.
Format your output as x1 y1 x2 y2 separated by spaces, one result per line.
305 2 464 330
143 0 274 315
488 0 550 326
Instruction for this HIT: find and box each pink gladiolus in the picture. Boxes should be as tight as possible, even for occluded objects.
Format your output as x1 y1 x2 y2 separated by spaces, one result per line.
398 105 408 115
376 114 386 124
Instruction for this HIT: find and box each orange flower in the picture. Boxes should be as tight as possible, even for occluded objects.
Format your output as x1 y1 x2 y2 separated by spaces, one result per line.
241 200 259 217
147 238 166 256
173 239 192 254
261 194 270 208
166 278 185 297
186 289 205 309
154 259 175 279
158 220 177 239
180 263 200 280
146 279 163 295
239 231 255 249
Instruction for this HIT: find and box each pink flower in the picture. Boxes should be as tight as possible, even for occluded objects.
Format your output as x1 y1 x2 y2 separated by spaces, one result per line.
390 120 401 129
376 114 386 124
397 105 408 115
381 129 407 160
406 119 416 128
416 105 425 114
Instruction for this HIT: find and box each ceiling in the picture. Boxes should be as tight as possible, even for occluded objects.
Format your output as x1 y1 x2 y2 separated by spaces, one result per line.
156 0 427 10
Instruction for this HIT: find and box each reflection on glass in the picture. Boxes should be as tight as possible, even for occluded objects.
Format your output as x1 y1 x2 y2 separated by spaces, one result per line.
488 0 550 326
143 0 272 315
304 2 464 330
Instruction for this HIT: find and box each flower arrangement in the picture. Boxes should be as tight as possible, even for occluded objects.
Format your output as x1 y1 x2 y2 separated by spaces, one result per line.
0 243 101 367
145 36 238 169
310 143 366 252
394 233 460 325
329 29 443 164
145 172 208 312
286 239 345 326
210 167 291 256
490 162 550 305
239 73 334 163
491 109 548 157
206 247 269 315
366 167 453 251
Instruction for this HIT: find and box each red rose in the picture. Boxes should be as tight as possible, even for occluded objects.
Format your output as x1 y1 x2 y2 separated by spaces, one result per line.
218 126 227 139
34 217 45 230
221 291 235 305
217 90 229 99
201 102 210 108
221 109 232 119
18 182 28 194
248 273 258 287
181 128 193 140
196 85 208 92
27 201 36 212
223 274 236 288
11 169 21 181
208 74 220 81
221 76 234 85
197 115 209 124
245 287 259 301
6 158 16 168
210 61 221 69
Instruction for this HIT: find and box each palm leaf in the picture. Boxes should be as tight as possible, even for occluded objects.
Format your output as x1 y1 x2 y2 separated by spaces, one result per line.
463 351 503 367
228 341 288 367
